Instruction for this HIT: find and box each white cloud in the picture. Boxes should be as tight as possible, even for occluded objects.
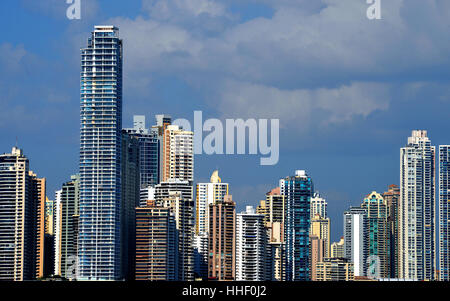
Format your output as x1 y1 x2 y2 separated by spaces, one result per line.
217 81 390 131
143 0 227 19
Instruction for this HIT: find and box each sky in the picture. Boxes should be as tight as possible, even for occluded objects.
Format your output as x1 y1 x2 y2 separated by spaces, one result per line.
1 0 450 242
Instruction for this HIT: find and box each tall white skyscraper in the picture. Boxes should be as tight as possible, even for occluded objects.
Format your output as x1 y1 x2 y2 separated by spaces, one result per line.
399 130 435 281
343 207 367 277
236 206 267 281
78 25 123 280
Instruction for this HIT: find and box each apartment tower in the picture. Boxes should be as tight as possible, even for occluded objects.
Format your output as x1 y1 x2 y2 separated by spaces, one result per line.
78 25 123 280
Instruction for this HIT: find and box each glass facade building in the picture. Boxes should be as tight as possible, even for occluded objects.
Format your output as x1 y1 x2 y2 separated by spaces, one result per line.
361 191 390 278
123 115 160 188
280 170 313 281
78 26 123 280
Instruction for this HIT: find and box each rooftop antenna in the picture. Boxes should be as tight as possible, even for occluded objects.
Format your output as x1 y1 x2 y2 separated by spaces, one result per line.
15 136 18 148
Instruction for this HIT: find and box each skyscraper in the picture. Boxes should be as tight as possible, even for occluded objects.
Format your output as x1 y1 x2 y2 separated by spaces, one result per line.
383 184 400 278
153 114 172 181
78 25 123 280
54 175 80 279
195 170 229 235
121 131 140 280
310 214 330 258
310 213 330 280
123 115 160 188
194 170 228 279
162 125 194 183
45 197 54 236
399 130 435 280
29 172 46 279
155 179 193 201
331 237 345 259
0 147 44 281
316 258 354 281
439 145 450 281
257 187 285 281
43 196 55 278
310 193 327 219
361 191 390 278
310 235 325 281
280 170 313 281
135 202 177 281
156 191 194 281
343 207 368 277
208 195 236 281
235 206 267 281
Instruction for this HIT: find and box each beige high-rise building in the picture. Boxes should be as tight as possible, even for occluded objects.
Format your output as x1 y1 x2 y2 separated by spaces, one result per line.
257 187 285 281
257 187 285 241
29 172 46 279
44 197 54 235
0 147 45 281
331 237 345 258
310 214 330 258
310 235 325 281
316 258 354 281
162 125 194 183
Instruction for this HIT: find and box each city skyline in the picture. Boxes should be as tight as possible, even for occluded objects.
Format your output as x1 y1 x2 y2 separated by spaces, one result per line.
3 0 450 244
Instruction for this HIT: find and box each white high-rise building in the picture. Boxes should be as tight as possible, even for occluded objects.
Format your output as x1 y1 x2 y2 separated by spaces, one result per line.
310 192 327 219
236 206 267 281
343 207 367 277
78 25 123 280
399 130 435 281
53 190 62 277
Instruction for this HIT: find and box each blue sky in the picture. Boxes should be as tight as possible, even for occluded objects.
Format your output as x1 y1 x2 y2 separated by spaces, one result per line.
1 0 450 242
